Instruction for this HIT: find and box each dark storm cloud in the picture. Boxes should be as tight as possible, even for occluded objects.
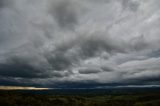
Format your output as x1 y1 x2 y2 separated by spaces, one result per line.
44 52 73 71
0 43 73 79
0 0 160 88
41 34 125 71
0 77 24 86
0 76 44 87
0 56 50 78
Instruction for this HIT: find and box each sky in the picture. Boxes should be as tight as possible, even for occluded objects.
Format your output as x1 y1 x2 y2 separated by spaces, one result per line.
0 0 160 88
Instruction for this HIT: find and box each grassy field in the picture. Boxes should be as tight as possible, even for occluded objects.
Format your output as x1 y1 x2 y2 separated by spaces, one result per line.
0 89 160 106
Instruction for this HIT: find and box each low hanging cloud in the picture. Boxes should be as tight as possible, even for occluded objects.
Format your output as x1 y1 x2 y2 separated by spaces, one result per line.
0 0 160 88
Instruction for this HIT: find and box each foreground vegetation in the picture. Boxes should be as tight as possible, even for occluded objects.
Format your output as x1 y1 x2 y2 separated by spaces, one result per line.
0 90 160 106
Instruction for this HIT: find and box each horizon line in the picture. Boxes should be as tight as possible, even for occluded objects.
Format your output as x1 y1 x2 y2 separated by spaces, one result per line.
0 86 51 90
0 85 160 90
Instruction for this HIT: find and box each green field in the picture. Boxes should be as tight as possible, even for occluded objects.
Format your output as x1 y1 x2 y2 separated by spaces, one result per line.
0 90 160 106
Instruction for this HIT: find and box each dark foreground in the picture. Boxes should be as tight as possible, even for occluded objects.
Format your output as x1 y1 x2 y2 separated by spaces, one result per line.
0 88 160 106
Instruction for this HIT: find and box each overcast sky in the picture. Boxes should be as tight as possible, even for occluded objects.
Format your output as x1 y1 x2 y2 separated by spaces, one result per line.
0 0 160 88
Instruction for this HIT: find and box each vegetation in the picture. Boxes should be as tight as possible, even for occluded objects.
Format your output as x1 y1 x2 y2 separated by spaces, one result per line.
0 90 160 106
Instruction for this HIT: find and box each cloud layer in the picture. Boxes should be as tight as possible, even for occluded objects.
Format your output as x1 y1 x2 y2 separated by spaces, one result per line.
0 0 160 88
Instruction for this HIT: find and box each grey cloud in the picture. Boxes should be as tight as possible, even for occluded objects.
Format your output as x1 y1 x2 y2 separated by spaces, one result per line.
51 71 72 78
101 66 115 72
79 36 125 58
49 0 79 30
79 67 102 74
130 34 149 51
128 70 160 81
0 0 160 87
0 0 11 8
0 0 6 8
149 49 160 58
118 57 160 84
44 52 73 71
122 0 140 12
41 34 126 71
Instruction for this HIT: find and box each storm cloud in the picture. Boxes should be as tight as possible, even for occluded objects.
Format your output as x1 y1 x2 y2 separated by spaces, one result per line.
0 0 160 88
50 0 79 30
